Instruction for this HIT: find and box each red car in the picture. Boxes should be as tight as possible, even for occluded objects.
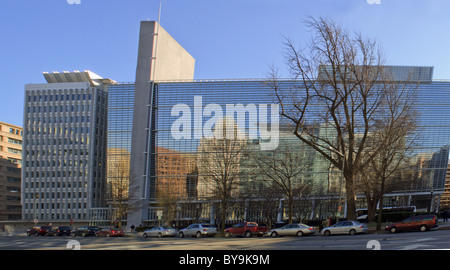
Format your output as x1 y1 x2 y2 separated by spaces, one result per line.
385 214 438 233
95 228 124 237
27 226 51 236
224 222 267 238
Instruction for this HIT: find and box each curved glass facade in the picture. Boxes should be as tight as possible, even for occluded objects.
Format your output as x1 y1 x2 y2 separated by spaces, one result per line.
151 80 450 198
110 77 450 224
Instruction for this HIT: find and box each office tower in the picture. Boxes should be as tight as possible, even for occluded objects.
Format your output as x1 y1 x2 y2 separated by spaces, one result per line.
22 70 114 222
106 83 134 224
0 122 22 222
130 70 450 225
128 21 195 227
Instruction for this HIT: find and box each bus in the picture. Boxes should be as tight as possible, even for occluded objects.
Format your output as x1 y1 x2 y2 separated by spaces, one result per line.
356 206 416 222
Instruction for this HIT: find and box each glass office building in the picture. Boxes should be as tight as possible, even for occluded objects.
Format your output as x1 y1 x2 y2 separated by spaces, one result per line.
106 83 134 222
119 69 450 225
20 70 450 225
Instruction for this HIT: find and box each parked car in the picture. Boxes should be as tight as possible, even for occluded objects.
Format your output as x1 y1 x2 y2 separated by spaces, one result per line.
224 222 268 238
385 214 438 233
46 226 71 236
322 220 368 236
95 227 124 237
26 226 51 236
71 226 99 237
178 223 217 238
143 226 177 238
266 223 316 237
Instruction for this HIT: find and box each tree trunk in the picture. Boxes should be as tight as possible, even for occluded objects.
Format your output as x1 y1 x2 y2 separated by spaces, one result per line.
376 178 386 231
365 195 378 223
220 197 227 236
288 194 294 224
344 173 357 220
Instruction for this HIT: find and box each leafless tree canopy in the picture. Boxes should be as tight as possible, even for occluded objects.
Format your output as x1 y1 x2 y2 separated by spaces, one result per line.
270 16 419 220
253 145 310 224
197 117 246 234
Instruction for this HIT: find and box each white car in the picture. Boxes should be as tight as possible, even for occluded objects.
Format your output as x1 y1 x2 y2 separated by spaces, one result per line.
321 220 368 236
267 223 316 237
143 226 177 238
178 223 217 238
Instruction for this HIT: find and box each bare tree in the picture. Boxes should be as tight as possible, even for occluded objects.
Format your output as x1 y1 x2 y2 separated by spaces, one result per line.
269 16 410 220
372 84 419 230
255 185 284 228
107 148 131 228
356 80 419 224
156 188 178 226
197 117 246 234
253 144 310 224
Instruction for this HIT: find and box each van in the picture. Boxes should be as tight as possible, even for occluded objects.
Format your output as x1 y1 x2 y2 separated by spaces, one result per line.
385 214 438 233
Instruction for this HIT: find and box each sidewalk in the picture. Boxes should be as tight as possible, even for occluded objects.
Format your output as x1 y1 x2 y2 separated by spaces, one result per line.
366 218 450 234
437 219 450 230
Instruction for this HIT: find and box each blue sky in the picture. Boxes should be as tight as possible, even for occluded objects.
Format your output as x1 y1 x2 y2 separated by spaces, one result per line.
1 0 450 127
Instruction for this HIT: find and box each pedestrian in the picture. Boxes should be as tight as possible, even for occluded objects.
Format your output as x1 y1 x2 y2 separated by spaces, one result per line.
130 224 135 232
322 217 330 228
443 210 449 222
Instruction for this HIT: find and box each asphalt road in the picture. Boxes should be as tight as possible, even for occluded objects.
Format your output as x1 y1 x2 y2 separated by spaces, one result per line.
1 229 450 250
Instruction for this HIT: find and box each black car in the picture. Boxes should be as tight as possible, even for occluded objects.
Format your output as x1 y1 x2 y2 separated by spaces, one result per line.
71 226 99 237
46 226 72 236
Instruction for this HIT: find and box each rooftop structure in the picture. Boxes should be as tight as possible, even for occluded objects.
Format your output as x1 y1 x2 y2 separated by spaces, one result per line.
43 70 117 89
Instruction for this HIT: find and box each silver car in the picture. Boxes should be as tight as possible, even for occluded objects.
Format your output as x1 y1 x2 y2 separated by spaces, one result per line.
321 220 368 236
267 223 316 237
178 223 217 238
143 226 177 238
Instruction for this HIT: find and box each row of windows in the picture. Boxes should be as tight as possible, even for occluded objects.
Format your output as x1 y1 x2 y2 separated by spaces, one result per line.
25 148 89 156
26 126 91 136
6 166 20 173
26 104 92 114
7 127 22 136
6 157 21 165
23 203 88 214
27 92 93 103
7 148 22 154
5 205 21 211
27 115 92 125
23 188 104 201
6 176 20 183
25 159 89 168
7 138 22 145
23 213 87 221
24 180 88 189
25 137 90 147
25 170 89 178
24 168 96 178
23 192 88 200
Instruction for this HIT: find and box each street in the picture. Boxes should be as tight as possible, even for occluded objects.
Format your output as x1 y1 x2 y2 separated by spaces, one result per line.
1 228 450 250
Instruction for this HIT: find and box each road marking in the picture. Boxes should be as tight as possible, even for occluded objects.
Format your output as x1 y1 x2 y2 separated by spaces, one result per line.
399 244 432 250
